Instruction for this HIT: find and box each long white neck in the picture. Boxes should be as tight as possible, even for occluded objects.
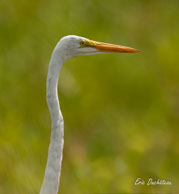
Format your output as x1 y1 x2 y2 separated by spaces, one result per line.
40 50 66 194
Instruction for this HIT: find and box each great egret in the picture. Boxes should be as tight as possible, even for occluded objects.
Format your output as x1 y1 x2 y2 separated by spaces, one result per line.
40 35 140 194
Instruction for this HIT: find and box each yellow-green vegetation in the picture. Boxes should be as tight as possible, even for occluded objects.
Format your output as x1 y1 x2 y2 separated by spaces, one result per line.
0 0 178 194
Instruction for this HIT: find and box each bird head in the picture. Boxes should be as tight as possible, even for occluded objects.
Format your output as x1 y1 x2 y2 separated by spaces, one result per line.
53 35 140 60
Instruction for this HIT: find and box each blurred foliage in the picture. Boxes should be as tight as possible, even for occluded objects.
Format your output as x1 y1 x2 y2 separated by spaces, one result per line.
0 0 179 193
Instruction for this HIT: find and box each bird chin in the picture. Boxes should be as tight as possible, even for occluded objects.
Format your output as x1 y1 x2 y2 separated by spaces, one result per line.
75 48 106 57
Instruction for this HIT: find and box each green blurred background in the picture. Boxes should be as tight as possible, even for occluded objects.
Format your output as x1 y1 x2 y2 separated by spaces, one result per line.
0 0 179 193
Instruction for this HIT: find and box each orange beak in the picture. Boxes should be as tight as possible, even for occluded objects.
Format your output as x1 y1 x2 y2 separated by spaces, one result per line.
81 39 141 53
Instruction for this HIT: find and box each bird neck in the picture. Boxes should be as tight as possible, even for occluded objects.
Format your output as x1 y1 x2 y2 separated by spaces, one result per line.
40 53 65 194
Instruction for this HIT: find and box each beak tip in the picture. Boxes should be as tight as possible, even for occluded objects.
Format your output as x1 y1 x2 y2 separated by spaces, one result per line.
131 48 141 53
135 49 142 53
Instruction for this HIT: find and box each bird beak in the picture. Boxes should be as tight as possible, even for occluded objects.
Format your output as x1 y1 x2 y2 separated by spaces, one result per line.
81 39 141 53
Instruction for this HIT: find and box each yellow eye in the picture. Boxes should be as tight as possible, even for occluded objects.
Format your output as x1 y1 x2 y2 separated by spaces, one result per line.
80 41 85 47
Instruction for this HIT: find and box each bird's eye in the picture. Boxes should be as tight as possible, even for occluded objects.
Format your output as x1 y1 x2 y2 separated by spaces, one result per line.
80 41 85 47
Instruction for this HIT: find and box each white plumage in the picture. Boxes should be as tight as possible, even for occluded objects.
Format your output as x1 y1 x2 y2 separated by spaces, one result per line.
40 35 139 194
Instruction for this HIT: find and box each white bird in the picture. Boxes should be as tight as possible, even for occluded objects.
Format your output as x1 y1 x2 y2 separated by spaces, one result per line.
40 35 140 194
